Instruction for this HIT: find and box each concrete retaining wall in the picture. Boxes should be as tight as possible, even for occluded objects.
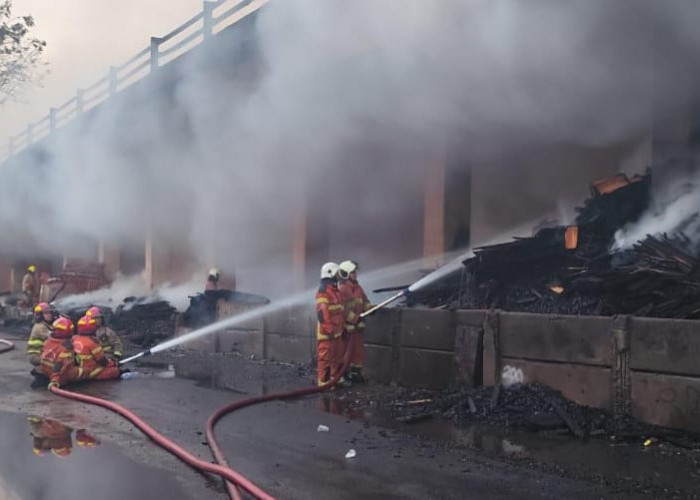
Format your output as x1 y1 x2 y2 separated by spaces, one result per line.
183 303 700 433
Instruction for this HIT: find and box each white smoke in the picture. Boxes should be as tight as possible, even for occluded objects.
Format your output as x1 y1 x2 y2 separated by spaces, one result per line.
614 175 700 250
54 273 148 310
4 0 700 292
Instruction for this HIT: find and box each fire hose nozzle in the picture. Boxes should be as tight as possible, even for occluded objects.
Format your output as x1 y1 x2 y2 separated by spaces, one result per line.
360 289 407 319
119 349 151 366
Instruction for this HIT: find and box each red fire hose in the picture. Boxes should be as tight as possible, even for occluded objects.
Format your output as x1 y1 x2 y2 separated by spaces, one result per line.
1 319 357 498
48 342 354 500
206 345 353 500
50 385 276 500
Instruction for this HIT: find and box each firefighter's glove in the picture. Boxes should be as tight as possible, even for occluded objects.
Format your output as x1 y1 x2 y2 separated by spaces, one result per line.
47 381 60 390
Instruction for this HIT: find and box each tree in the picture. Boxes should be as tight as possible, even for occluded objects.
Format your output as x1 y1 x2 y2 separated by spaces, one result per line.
0 0 45 105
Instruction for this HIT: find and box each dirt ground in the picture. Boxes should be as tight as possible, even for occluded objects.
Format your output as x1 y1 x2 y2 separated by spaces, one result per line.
1 329 698 499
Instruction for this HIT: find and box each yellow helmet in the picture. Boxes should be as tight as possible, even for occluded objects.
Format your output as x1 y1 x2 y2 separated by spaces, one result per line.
27 265 37 273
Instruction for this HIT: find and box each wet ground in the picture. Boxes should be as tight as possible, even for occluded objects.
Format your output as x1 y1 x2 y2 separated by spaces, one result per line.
1 330 699 499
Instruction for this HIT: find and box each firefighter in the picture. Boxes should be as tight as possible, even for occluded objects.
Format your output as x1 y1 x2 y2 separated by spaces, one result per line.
22 264 38 306
338 260 372 384
38 317 79 389
316 262 348 387
205 268 221 291
86 306 123 362
27 416 74 457
27 302 54 367
27 416 100 457
73 315 120 381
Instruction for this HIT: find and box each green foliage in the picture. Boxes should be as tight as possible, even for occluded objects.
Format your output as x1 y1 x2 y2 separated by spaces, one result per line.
0 0 46 105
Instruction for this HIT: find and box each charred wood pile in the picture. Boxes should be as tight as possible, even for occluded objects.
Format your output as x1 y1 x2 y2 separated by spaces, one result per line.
109 298 178 347
407 171 700 319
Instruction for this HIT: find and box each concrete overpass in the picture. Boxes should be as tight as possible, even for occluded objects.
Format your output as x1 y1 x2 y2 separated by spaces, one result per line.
0 0 696 296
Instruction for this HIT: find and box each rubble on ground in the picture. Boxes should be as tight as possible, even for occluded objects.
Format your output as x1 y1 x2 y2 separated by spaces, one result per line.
332 382 700 446
406 171 700 319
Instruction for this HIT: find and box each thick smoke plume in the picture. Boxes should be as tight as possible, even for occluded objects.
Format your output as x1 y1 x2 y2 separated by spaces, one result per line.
3 0 700 293
614 174 700 249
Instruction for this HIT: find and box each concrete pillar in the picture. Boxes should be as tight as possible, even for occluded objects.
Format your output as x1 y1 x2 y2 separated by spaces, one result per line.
444 158 472 252
292 207 307 290
144 231 167 289
423 151 446 260
145 232 196 289
0 255 13 292
98 242 121 279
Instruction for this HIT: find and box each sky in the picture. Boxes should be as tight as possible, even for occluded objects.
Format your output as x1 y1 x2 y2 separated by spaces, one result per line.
0 0 203 149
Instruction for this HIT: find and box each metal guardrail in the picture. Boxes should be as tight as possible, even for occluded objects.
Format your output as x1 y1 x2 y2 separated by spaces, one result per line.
1 0 267 163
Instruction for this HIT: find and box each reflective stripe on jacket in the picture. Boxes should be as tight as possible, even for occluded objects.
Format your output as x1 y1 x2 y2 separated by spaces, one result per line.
316 280 345 340
96 326 123 358
338 279 372 331
27 322 52 357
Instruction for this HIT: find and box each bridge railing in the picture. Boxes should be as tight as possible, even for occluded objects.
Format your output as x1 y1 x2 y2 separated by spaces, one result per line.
2 0 267 163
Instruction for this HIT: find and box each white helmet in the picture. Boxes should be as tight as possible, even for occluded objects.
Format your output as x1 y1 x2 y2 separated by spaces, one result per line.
338 260 358 280
320 262 339 279
208 268 221 280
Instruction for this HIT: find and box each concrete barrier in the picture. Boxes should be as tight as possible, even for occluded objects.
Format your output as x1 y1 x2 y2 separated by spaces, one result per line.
187 302 700 433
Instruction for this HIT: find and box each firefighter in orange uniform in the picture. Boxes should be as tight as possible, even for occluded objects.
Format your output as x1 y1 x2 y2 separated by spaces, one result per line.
28 416 73 457
338 260 372 384
316 262 347 387
38 317 79 389
73 315 120 381
27 302 55 367
86 306 124 362
28 416 100 457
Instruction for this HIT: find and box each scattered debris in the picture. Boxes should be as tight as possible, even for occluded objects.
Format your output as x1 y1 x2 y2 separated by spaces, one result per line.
344 449 356 459
395 413 434 424
317 424 330 432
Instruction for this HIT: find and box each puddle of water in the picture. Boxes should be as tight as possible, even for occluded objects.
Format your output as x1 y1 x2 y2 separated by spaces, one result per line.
0 411 190 500
313 396 700 492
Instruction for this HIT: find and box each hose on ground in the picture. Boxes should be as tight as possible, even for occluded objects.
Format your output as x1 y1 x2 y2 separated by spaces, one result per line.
49 340 353 500
0 338 14 354
50 386 276 500
206 342 353 500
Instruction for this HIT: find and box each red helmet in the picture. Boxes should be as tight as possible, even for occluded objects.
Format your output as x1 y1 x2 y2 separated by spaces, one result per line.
52 317 74 339
85 306 102 318
76 315 97 335
34 302 51 314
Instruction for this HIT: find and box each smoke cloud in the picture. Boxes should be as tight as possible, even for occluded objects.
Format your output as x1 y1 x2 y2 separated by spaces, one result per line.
614 174 700 249
3 0 700 293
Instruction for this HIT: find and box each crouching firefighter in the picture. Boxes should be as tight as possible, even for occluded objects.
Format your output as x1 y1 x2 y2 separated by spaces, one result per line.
73 315 120 381
38 317 79 390
27 302 55 367
86 306 123 362
316 262 348 387
338 260 372 384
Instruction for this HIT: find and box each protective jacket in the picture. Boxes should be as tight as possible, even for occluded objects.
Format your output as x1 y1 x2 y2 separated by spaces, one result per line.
95 326 124 360
38 336 79 387
27 321 52 366
22 272 37 296
338 280 372 333
315 279 345 340
71 334 120 380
